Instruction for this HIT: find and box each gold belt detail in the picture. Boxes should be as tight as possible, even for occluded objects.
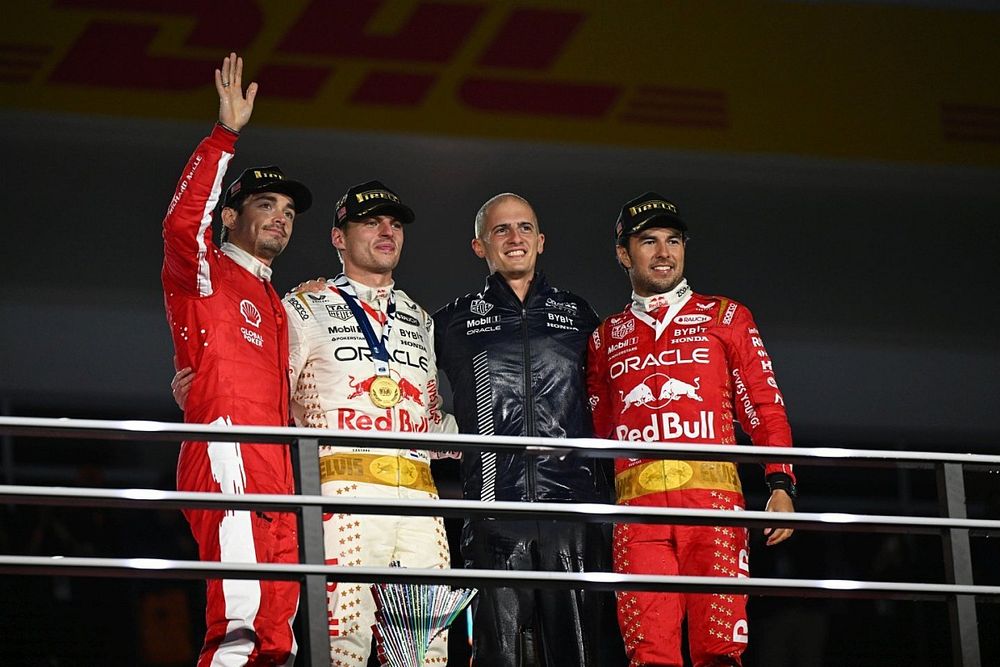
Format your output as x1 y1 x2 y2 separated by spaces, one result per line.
615 460 742 503
319 453 437 493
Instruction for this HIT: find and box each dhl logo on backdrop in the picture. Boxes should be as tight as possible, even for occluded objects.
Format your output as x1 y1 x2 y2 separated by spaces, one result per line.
1 0 998 166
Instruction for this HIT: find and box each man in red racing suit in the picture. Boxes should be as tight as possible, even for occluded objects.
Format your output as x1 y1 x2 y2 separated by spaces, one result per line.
163 54 312 666
586 192 796 667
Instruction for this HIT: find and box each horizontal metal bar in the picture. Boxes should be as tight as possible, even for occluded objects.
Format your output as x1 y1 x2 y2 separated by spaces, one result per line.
3 484 1000 535
1 555 998 602
3 416 1000 468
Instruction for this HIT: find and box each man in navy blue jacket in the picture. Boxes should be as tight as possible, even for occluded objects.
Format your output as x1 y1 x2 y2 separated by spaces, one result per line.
434 193 625 667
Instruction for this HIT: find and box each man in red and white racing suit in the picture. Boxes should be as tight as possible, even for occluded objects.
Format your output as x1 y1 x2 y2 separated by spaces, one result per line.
586 192 796 667
285 181 456 666
164 54 312 666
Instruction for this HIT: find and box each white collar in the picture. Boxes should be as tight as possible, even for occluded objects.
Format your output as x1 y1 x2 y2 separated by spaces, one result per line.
221 242 273 281
337 274 394 304
630 279 691 313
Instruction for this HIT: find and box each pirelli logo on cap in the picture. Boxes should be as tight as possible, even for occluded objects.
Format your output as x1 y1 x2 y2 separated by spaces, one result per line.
337 180 412 226
253 170 284 180
629 199 677 217
355 190 400 204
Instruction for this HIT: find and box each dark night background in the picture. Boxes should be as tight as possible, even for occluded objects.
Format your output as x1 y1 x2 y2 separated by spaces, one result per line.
1 0 998 664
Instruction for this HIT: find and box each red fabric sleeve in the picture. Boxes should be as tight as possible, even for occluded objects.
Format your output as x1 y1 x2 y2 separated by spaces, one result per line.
724 302 795 481
586 321 615 440
161 125 238 298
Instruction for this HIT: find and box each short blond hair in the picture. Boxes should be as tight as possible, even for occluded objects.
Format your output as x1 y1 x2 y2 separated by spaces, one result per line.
474 193 536 239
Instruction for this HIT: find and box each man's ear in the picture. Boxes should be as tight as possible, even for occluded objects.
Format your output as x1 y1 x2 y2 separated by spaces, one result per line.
220 206 238 233
616 243 632 269
331 226 346 251
536 233 545 256
471 237 486 259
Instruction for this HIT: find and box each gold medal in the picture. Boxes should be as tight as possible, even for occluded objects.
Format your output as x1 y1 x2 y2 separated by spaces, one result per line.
369 376 401 408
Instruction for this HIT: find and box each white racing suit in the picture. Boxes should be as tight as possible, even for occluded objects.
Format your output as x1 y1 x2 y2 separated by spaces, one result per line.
285 275 456 666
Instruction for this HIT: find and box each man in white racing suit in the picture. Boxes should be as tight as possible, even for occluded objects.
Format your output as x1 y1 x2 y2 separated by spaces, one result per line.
284 180 456 666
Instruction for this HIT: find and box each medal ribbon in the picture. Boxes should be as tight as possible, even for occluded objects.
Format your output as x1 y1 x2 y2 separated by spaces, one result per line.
331 274 396 376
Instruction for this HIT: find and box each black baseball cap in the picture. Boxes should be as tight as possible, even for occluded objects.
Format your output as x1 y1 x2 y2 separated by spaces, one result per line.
335 180 415 227
223 165 313 214
615 192 687 244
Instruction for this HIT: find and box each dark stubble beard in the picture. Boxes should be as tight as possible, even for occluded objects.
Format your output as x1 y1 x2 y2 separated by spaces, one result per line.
630 270 683 297
256 236 288 261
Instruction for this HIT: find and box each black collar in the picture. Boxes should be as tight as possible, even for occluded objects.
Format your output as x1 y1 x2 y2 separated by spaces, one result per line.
485 270 549 306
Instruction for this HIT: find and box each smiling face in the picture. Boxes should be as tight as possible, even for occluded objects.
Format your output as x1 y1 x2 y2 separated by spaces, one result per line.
332 214 404 286
222 192 296 264
617 226 687 296
472 197 545 281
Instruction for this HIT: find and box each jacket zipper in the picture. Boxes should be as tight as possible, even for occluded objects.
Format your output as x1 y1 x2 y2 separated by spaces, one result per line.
521 305 537 501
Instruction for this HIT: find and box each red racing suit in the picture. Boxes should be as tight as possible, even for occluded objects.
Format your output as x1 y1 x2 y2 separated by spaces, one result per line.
285 276 456 667
586 280 793 667
163 124 299 667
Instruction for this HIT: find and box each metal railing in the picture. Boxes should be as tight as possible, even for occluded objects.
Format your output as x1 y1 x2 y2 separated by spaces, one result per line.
1 416 998 666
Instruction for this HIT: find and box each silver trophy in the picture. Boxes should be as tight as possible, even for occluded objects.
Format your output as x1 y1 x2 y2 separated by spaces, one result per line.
371 580 478 667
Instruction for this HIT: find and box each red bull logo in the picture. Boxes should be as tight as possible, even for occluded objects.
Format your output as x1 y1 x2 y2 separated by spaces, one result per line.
619 382 655 412
346 374 378 399
337 409 429 432
397 378 423 404
615 411 716 442
660 376 702 403
346 374 425 406
619 373 703 413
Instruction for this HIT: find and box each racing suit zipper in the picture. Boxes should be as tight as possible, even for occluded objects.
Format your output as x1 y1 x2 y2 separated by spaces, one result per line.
521 306 538 501
374 305 403 495
266 280 290 424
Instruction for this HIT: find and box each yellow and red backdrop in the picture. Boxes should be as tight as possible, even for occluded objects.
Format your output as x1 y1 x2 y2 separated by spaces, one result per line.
1 0 998 166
